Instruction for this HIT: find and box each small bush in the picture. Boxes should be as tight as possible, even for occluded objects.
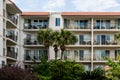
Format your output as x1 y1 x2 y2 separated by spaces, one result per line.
0 66 40 80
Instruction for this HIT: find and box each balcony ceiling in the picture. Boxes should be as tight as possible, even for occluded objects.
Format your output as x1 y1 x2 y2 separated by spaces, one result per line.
6 0 22 14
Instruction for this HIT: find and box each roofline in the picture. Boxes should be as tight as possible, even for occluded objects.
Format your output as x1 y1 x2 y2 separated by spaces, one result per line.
61 12 120 16
21 12 50 16
9 0 22 13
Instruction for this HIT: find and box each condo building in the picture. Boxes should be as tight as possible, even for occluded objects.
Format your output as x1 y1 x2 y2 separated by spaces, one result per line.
1 0 120 70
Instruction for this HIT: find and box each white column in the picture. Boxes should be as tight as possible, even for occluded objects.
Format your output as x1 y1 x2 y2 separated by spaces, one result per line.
91 18 94 70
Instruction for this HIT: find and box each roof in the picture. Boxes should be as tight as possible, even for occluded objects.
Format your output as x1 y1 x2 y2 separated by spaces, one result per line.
61 12 120 16
21 12 49 16
8 0 22 13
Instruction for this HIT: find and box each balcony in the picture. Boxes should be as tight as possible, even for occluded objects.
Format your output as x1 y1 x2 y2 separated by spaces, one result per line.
6 34 17 42
6 32 17 45
6 14 18 28
93 57 108 63
94 40 117 45
93 40 120 48
24 39 44 47
79 40 91 45
24 50 48 62
6 51 17 60
93 23 120 32
23 23 48 31
64 23 91 32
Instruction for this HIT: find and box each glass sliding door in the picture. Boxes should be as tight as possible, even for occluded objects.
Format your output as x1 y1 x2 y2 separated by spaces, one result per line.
80 20 88 29
115 19 120 29
101 50 109 60
101 35 106 45
96 35 100 44
84 50 89 60
79 35 84 45
74 50 78 60
115 50 120 60
96 20 100 29
33 20 38 29
95 50 101 61
64 19 70 28
74 20 79 29
25 50 31 60
79 50 84 60
95 50 110 61
64 50 70 60
106 20 110 29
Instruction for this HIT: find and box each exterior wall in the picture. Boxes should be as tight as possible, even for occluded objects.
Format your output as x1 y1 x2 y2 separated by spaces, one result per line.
49 12 63 30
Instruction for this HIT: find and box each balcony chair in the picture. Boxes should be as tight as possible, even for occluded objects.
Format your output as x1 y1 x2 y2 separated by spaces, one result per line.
33 40 37 45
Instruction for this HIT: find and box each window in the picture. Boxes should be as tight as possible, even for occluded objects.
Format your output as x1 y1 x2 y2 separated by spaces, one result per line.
24 19 31 29
95 20 110 29
56 18 60 26
79 35 90 45
80 20 88 29
74 20 79 28
2 61 5 67
115 50 120 60
64 19 70 28
95 50 109 61
34 20 38 29
64 50 70 60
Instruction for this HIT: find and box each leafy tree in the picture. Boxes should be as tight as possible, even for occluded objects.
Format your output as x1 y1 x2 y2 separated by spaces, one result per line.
106 56 120 80
33 56 51 80
0 66 39 80
33 57 84 80
80 67 107 80
59 29 78 59
49 60 84 80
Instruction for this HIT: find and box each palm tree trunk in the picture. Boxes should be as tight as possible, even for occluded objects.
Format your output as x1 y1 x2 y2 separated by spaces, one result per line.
60 45 65 60
61 51 64 60
54 46 58 60
55 52 57 60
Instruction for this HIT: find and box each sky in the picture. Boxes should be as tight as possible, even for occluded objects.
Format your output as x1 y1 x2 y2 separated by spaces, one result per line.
12 0 120 12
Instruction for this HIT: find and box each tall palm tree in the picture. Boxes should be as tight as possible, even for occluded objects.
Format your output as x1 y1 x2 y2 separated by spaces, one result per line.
59 29 78 60
37 29 53 47
52 31 60 60
37 29 53 59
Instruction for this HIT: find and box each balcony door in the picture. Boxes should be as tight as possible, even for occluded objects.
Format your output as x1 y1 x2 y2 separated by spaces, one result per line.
80 20 88 29
101 35 106 45
79 50 89 60
95 50 109 61
115 19 120 29
96 20 110 29
79 35 90 45
79 35 84 45
96 35 110 45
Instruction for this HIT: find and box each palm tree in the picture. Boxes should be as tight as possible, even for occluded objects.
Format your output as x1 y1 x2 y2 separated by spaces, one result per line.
52 31 60 60
37 29 53 47
80 67 107 80
59 29 78 60
37 29 53 59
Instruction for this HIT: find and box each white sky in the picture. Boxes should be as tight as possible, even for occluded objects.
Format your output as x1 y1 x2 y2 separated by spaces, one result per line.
12 0 120 12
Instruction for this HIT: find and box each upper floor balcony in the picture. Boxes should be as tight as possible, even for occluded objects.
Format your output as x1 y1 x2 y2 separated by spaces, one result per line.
6 47 17 60
6 31 17 45
93 23 120 32
23 19 49 31
24 38 44 47
74 50 91 62
6 13 18 28
24 49 48 62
